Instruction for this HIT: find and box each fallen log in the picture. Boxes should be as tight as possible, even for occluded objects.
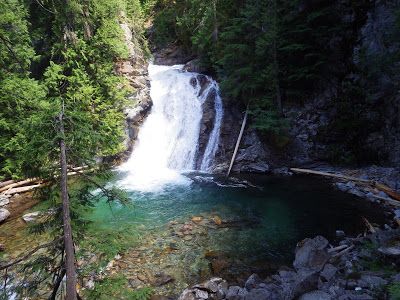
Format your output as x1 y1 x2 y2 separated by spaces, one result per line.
290 168 400 203
4 184 43 195
331 244 354 258
290 168 371 183
373 182 400 201
0 178 41 193
0 166 92 196
0 180 15 188
328 244 348 254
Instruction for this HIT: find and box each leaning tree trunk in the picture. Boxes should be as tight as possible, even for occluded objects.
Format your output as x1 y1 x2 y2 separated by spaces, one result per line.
59 110 77 300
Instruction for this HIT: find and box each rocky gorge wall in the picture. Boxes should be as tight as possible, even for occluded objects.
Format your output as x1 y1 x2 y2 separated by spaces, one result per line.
111 21 153 163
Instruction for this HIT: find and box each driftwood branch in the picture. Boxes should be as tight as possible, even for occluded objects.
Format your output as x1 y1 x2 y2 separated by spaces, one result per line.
362 217 376 233
0 238 62 271
227 107 248 177
331 245 354 258
328 244 348 254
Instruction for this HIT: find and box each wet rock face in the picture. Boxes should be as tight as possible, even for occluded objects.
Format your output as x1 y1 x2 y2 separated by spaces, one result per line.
153 43 194 66
183 59 208 73
195 76 216 169
212 104 270 174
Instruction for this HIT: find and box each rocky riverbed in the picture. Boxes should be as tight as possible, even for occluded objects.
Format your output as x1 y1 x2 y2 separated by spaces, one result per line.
177 228 400 300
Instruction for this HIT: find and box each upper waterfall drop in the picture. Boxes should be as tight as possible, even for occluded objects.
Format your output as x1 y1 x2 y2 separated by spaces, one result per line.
119 63 223 192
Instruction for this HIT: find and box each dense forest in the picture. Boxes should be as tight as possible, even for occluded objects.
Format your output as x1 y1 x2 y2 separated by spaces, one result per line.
0 0 400 299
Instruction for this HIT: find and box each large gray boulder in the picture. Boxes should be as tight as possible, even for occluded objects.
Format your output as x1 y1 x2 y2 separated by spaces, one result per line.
293 236 330 273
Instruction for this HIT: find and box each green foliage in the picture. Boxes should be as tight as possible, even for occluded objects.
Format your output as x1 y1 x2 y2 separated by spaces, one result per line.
389 282 400 300
0 0 35 74
0 0 151 179
85 276 153 300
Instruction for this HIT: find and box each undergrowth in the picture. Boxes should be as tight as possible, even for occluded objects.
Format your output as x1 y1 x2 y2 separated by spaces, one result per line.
85 275 153 300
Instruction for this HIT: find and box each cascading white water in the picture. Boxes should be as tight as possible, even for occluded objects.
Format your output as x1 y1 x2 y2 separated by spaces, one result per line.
200 83 223 172
119 63 223 192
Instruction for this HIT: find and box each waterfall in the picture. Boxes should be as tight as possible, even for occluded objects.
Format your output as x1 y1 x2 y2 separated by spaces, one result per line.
200 83 223 172
119 63 223 191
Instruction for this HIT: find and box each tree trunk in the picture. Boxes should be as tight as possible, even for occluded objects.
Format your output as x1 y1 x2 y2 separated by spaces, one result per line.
59 111 77 300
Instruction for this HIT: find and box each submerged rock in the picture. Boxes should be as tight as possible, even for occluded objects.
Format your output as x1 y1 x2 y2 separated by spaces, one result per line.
154 273 174 286
192 216 203 223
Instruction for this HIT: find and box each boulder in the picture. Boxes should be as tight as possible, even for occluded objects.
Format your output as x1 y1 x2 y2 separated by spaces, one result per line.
244 288 274 300
194 289 208 299
293 236 329 272
154 273 174 286
356 275 387 289
183 59 207 73
292 271 320 298
299 290 332 300
0 195 9 207
178 290 196 300
226 286 248 300
320 264 338 282
378 242 400 257
0 208 10 223
335 230 346 238
244 274 262 291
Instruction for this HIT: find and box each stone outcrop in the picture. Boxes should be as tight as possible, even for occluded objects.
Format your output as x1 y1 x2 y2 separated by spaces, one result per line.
111 21 152 162
153 43 195 66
